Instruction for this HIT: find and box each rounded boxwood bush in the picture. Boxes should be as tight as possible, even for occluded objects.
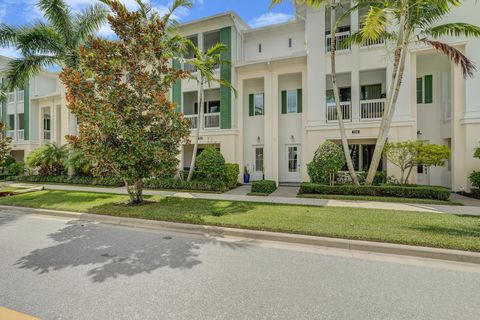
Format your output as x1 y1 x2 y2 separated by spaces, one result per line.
196 146 226 179
470 171 480 189
225 163 240 189
307 141 345 184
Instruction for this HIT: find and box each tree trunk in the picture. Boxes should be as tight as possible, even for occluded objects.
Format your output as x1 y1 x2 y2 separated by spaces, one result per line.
187 80 204 182
405 166 414 184
365 14 408 185
126 179 144 205
330 3 359 185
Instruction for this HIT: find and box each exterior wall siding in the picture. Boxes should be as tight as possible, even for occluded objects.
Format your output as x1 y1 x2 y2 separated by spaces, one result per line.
220 26 232 129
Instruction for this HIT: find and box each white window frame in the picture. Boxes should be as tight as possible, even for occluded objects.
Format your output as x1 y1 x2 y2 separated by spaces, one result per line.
253 145 264 173
17 90 24 102
254 93 264 116
286 90 298 114
8 92 15 104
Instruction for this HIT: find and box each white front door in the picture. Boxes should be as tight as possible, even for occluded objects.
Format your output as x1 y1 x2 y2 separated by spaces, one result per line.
285 145 301 182
251 146 264 181
417 165 430 186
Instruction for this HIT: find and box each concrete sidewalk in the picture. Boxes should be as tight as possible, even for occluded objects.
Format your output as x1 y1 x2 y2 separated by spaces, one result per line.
10 182 480 216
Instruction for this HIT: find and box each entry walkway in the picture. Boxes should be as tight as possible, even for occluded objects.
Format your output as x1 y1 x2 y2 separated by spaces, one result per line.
11 182 480 216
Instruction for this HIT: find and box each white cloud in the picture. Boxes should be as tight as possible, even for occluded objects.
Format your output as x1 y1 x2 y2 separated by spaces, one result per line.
0 47 21 59
249 12 293 28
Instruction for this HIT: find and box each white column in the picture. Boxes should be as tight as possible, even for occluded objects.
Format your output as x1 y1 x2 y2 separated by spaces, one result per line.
451 59 467 191
306 7 326 125
264 65 274 181
197 32 204 130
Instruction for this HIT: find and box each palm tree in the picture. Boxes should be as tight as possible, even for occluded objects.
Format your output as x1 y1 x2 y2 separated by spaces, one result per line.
0 0 108 90
184 42 236 182
271 0 360 185
349 0 480 184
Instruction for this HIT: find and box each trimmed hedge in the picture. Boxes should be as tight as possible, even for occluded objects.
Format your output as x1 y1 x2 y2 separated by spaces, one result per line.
143 178 228 193
225 163 239 189
252 180 277 195
471 188 480 199
299 183 450 201
8 175 124 187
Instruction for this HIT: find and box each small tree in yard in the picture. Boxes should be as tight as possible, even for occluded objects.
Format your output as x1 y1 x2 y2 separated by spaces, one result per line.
307 141 345 185
0 122 12 167
60 0 191 204
385 141 451 185
469 145 480 189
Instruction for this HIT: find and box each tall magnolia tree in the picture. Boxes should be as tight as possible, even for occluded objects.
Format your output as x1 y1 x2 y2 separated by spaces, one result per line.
271 0 359 185
60 0 191 204
350 0 480 184
0 0 107 90
184 42 235 182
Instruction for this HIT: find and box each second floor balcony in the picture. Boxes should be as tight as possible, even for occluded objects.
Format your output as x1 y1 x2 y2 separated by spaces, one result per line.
185 112 221 130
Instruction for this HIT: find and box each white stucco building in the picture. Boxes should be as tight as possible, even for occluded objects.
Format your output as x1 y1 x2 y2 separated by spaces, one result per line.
0 56 73 162
174 1 480 191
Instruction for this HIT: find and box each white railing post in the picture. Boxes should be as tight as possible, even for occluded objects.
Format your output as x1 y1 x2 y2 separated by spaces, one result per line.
325 31 351 53
326 102 352 122
360 99 386 120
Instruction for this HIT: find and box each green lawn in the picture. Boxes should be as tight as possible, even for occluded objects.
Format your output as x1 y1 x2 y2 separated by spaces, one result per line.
1 190 479 252
298 194 463 206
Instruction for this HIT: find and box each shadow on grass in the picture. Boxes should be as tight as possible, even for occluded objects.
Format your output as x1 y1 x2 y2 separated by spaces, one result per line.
408 225 480 238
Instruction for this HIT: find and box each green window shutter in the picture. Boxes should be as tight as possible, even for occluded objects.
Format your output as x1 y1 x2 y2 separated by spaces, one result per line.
220 26 232 129
424 75 433 104
172 59 182 112
23 81 29 140
281 90 287 114
249 94 254 116
297 88 302 113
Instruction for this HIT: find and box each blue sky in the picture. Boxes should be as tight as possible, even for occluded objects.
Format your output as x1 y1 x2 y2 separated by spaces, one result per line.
0 0 295 57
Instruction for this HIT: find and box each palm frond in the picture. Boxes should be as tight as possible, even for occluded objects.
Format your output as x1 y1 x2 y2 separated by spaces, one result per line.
74 3 108 42
5 55 59 90
205 43 227 57
422 38 476 78
135 0 153 19
360 6 391 41
0 24 19 48
427 23 480 38
162 0 192 24
38 0 73 43
16 22 64 57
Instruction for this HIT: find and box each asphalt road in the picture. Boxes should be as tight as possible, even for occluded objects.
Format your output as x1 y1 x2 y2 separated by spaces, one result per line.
1 210 479 320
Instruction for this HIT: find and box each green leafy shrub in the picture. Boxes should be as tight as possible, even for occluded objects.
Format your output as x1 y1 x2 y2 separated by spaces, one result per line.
469 171 480 189
251 180 277 194
299 183 450 201
471 188 480 199
225 163 239 189
8 175 123 187
143 177 227 193
26 144 68 176
7 162 24 176
307 141 345 184
196 147 226 179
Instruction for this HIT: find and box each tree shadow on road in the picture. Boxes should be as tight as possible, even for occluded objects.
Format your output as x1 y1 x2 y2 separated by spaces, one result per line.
14 220 250 283
0 211 19 227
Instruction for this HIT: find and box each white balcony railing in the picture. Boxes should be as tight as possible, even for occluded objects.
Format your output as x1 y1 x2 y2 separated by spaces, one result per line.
326 31 351 52
17 129 24 141
204 112 220 129
6 130 15 140
44 130 51 140
360 99 386 120
326 102 352 122
185 114 198 129
361 37 385 48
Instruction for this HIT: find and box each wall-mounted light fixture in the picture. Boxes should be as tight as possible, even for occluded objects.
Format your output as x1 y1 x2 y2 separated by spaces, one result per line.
290 135 295 142
257 136 261 143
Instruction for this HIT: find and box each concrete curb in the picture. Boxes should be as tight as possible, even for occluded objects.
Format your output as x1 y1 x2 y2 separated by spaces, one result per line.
2 204 480 265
